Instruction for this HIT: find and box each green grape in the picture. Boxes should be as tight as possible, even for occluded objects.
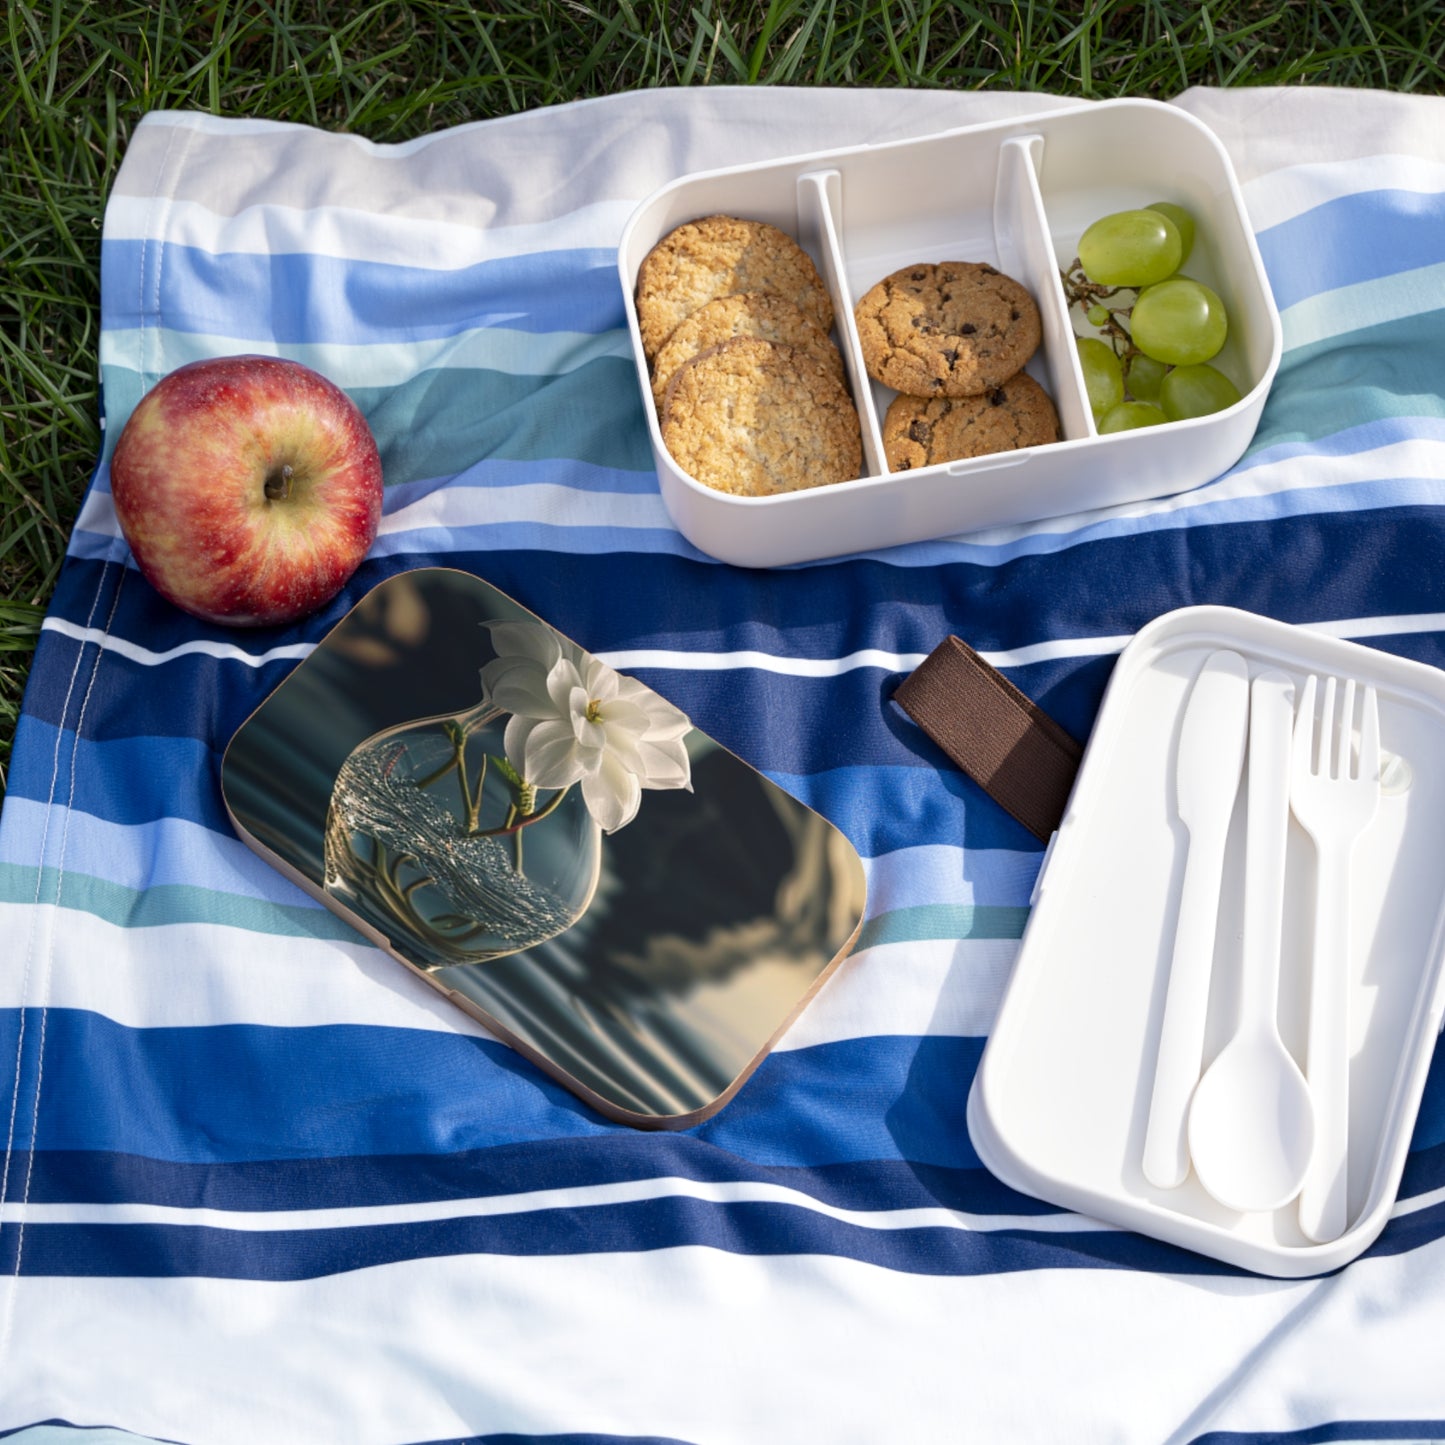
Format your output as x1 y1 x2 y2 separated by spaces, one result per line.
1130 277 1228 366
1125 353 1168 403
1076 337 1124 419
1086 304 1111 327
1160 363 1242 420
1098 401 1168 433
1077 209 1183 288
1146 202 1196 264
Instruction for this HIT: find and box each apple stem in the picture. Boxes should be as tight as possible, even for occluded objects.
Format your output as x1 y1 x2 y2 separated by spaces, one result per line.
264 463 295 502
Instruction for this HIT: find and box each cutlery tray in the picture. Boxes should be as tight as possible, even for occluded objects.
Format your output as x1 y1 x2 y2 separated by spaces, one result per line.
967 606 1445 1276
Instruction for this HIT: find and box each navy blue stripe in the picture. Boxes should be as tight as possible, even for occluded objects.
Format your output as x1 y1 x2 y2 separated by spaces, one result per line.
1345 1194 1445 1265
426 1437 695 1445
10 627 1072 852
7 1192 1441 1286
21 523 1445 800
1191 1422 1445 1445
0 1426 687 1445
21 529 1445 852
1400 1137 1445 1195
27 1133 1439 1227
1255 186 1445 311
419 1436 696 1445
40 549 427 664
43 507 1445 697
0 1426 185 1445
15 1146 1053 1217
0 1198 1239 1281
20 637 291 746
1415 1048 1445 1154
30 607 1445 803
420 1437 695 1445
778 763 1043 854
28 550 1109 756
100 241 625 343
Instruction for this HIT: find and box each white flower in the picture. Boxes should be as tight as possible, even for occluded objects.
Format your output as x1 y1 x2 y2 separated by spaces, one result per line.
480 620 692 833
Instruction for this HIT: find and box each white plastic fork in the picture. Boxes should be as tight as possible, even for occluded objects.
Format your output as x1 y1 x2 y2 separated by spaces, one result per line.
1290 674 1381 1243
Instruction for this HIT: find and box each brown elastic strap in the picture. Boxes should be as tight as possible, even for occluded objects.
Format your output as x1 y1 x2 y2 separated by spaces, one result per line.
893 635 1083 842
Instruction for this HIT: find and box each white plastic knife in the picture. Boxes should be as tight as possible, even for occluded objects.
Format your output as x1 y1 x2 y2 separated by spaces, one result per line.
1142 649 1251 1189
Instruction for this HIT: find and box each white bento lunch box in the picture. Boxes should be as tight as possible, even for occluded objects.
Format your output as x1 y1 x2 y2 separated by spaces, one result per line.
968 607 1445 1277
617 98 1282 568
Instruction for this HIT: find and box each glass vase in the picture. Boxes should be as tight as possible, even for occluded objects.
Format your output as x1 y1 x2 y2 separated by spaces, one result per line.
323 701 601 970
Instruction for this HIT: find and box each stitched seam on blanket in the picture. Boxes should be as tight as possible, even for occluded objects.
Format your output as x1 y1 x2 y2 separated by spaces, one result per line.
4 568 129 1302
0 560 109 1300
0 566 114 1377
142 118 194 385
0 113 192 1381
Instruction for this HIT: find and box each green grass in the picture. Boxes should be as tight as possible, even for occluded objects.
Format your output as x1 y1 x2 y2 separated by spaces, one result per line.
3 0 1444 797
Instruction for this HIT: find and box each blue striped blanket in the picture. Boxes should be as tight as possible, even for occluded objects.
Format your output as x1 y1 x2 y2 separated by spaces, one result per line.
3 86 1444 1443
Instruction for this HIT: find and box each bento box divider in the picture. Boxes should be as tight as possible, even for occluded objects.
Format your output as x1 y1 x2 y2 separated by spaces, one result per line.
797 168 886 479
993 133 1093 445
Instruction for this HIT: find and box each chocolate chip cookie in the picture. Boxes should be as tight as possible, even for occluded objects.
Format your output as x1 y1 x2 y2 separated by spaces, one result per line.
854 262 1041 397
650 291 844 410
636 216 835 361
882 373 1059 471
661 336 861 497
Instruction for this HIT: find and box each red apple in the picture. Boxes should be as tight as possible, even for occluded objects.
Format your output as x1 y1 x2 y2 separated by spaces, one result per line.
110 354 384 627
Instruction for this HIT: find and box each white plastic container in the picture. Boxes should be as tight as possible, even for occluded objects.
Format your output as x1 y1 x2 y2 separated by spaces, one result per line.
617 98 1282 568
967 607 1445 1277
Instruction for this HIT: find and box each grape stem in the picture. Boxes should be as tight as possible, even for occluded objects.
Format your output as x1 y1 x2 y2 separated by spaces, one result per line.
1061 258 1139 364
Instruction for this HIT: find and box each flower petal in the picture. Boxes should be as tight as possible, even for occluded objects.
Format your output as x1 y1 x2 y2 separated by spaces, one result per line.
597 696 651 738
575 703 607 750
584 656 621 702
503 714 538 778
582 751 642 833
522 718 591 787
486 621 695 832
616 676 692 739
483 656 557 717
636 735 693 789
542 655 583 711
485 620 559 669
600 718 646 774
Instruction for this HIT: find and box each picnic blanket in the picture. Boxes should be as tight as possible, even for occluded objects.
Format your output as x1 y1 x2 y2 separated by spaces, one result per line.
3 84 1445 1443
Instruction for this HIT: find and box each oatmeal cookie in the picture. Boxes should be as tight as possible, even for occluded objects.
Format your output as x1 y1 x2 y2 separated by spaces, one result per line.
854 261 1041 397
650 291 844 410
636 215 835 360
882 373 1059 471
660 336 861 497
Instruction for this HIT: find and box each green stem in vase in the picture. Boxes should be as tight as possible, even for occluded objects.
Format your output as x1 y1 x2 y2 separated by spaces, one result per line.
353 837 505 958
463 751 488 834
474 783 571 839
413 752 459 791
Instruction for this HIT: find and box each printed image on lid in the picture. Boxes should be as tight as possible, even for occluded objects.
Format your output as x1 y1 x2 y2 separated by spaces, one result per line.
222 567 867 1128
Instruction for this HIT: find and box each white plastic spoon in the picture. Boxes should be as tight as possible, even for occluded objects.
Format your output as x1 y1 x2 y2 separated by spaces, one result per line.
1188 668 1316 1213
